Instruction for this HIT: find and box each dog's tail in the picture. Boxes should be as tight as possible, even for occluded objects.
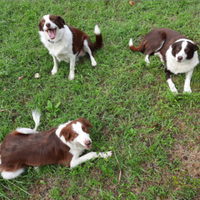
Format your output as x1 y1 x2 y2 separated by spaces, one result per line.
32 110 41 132
129 38 145 53
91 25 103 51
15 110 41 134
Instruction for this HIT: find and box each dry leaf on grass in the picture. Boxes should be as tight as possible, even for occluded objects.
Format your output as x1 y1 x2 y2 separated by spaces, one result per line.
129 1 135 6
18 76 24 80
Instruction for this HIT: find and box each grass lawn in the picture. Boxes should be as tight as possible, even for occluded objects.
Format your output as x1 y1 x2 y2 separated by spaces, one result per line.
1 0 200 199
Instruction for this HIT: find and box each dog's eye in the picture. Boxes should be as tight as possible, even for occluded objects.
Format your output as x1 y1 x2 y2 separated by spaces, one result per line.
185 48 189 53
83 127 87 132
177 47 182 51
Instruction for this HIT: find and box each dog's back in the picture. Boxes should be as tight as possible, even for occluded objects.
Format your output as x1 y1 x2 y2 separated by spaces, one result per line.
0 127 71 172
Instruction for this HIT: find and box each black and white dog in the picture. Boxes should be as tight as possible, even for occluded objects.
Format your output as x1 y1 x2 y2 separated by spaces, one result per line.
39 15 103 80
129 28 199 93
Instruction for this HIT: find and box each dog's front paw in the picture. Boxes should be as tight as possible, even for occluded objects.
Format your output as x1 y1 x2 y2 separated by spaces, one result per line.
167 79 178 94
51 68 58 75
92 60 97 66
68 73 75 81
99 151 112 159
170 87 178 94
183 87 192 94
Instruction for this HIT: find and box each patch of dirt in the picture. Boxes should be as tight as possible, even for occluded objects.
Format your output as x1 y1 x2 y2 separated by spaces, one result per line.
29 176 58 200
171 142 200 179
173 118 194 133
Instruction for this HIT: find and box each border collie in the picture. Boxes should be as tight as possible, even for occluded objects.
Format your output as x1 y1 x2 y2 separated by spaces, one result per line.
0 110 112 179
39 15 103 80
129 28 199 93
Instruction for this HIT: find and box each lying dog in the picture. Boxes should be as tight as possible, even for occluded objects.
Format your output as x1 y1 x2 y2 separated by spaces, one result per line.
0 110 112 179
129 28 199 93
39 15 103 80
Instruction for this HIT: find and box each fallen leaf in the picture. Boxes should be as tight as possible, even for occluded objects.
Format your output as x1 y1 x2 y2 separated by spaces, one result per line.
151 122 159 128
129 1 135 6
18 76 24 80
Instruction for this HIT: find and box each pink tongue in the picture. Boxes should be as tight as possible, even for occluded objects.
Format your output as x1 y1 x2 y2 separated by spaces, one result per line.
48 29 55 39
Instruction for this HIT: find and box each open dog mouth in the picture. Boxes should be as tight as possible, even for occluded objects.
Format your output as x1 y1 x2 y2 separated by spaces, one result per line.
85 144 92 150
46 28 57 39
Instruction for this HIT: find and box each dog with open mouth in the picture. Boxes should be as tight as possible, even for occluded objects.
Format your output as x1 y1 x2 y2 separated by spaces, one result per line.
129 28 199 93
0 110 112 179
38 15 103 80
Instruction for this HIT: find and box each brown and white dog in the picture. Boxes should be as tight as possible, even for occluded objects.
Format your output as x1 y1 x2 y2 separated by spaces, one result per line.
38 15 103 80
129 28 199 93
0 110 112 179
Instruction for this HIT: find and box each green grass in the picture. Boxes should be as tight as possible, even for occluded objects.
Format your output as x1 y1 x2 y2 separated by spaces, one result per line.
1 0 200 199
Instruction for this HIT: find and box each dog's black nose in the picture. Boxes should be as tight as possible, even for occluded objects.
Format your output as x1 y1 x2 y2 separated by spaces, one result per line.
46 23 51 28
178 56 183 61
85 140 91 146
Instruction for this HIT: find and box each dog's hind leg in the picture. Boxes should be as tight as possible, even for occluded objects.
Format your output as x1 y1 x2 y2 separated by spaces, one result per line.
83 40 97 66
145 55 150 65
1 168 25 179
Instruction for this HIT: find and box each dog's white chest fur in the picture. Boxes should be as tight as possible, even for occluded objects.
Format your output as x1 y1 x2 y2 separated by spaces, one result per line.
39 25 74 63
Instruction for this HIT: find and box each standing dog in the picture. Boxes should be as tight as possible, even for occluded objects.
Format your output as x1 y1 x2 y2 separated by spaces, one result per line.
0 110 112 179
39 15 103 80
129 28 199 93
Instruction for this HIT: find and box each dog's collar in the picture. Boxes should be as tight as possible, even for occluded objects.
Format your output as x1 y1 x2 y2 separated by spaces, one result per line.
48 39 54 43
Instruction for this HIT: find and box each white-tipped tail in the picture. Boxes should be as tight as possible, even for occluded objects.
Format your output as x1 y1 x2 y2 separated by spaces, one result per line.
94 25 101 35
129 38 133 47
32 110 41 131
1 168 25 179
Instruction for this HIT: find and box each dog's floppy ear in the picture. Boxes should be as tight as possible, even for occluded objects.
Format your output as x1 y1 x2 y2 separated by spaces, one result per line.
57 16 65 27
38 19 44 31
171 42 181 57
49 15 65 29
193 44 199 51
171 43 177 57
77 117 93 129
60 125 76 142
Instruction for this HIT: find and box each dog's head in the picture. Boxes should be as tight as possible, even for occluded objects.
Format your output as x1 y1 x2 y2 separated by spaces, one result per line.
39 15 65 42
172 39 199 63
59 118 93 150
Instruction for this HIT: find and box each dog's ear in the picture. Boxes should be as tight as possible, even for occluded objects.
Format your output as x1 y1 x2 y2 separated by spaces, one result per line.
38 19 44 31
60 124 77 142
171 43 177 57
193 44 199 51
77 117 92 129
49 15 65 29
57 16 65 27
56 16 65 29
187 42 199 52
171 42 181 57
